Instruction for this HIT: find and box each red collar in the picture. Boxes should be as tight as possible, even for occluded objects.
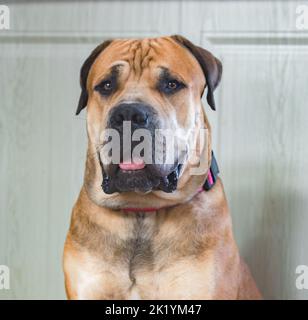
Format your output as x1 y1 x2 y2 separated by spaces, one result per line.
122 152 219 213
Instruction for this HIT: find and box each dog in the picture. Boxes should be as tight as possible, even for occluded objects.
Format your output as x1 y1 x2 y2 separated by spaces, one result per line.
63 35 261 299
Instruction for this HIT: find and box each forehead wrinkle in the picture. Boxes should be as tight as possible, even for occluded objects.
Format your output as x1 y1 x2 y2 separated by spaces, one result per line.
127 41 141 77
125 39 154 80
134 42 143 78
140 40 152 69
147 37 173 54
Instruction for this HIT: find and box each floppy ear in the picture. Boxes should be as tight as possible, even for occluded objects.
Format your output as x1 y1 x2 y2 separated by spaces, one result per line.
75 40 113 115
171 35 222 111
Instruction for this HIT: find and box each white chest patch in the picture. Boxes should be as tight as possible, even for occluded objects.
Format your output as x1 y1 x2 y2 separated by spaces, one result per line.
127 286 141 300
76 268 103 300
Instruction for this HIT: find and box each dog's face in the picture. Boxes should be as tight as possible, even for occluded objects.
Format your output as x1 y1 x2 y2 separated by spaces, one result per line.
77 35 222 204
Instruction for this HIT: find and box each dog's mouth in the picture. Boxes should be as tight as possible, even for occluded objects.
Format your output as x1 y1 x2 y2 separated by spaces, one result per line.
101 161 182 194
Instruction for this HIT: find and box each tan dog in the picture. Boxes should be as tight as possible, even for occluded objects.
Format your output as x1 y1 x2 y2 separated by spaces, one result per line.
63 35 261 299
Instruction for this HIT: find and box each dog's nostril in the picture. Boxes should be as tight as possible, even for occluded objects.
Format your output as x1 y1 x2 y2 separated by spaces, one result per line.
132 113 148 126
114 113 124 126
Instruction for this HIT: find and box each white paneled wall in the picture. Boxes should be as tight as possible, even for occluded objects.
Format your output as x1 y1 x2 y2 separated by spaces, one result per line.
0 1 307 299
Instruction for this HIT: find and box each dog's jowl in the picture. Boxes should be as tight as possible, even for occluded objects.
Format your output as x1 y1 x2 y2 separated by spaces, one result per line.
63 35 261 299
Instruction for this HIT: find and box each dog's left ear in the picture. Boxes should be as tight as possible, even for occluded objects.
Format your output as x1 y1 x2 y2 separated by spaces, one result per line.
171 35 222 111
76 39 113 115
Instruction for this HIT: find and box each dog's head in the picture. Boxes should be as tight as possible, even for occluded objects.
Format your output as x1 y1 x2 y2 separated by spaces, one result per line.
76 35 222 208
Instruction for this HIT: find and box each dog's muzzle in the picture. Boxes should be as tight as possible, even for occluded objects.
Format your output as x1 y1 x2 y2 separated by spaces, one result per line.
98 102 184 194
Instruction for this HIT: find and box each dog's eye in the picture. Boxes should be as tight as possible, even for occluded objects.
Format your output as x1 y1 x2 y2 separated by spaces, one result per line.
167 80 179 90
101 80 113 93
95 80 114 96
160 79 185 94
103 81 112 90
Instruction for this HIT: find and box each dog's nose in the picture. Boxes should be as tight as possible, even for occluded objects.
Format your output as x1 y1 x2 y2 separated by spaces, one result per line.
109 103 149 129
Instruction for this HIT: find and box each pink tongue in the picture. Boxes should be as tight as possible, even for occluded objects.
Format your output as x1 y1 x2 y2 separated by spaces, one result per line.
119 159 145 171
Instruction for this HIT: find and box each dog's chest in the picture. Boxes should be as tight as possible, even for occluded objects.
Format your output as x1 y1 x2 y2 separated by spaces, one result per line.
102 212 211 299
72 211 213 299
122 213 156 277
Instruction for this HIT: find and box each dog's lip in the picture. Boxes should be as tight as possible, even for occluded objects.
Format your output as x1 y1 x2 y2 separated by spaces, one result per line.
101 163 182 194
119 159 145 171
118 167 147 174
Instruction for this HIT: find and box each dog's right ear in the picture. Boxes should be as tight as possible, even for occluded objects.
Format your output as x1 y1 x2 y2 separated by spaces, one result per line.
75 40 113 115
